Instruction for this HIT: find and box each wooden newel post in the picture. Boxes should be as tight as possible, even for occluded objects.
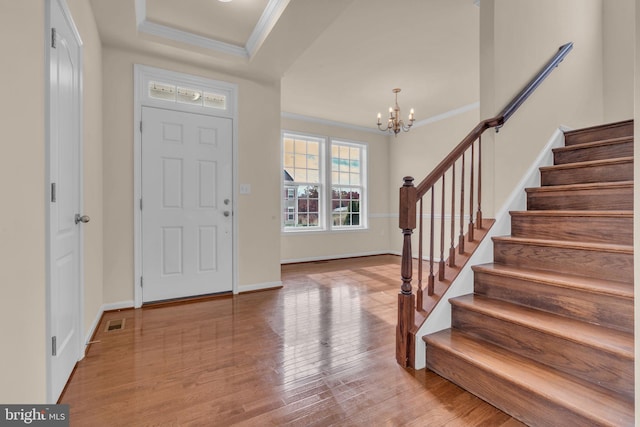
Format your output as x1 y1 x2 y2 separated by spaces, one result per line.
396 177 416 367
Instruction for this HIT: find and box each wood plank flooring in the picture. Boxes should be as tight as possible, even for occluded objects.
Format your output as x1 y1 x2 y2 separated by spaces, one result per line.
61 255 522 426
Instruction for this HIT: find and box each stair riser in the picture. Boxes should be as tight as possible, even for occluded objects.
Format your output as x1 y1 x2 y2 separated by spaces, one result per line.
426 345 618 427
564 121 633 145
553 140 633 164
540 162 632 186
493 241 633 283
526 187 633 210
451 307 634 397
473 270 634 333
510 214 633 245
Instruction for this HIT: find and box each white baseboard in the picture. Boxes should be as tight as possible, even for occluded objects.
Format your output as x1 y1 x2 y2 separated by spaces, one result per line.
281 250 391 265
83 300 135 355
238 281 283 293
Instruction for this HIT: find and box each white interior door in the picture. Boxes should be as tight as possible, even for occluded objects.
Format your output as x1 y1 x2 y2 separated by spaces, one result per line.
142 107 233 302
48 0 83 402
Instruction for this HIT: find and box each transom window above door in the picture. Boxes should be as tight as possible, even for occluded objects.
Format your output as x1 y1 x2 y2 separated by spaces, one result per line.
148 81 227 110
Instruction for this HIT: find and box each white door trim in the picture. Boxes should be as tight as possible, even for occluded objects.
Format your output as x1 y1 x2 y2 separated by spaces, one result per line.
133 65 239 307
45 0 84 403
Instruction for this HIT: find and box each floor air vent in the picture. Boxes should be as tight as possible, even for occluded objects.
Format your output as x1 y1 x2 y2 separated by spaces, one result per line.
105 319 125 332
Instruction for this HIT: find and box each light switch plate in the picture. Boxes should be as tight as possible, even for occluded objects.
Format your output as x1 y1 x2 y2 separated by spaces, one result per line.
240 184 251 194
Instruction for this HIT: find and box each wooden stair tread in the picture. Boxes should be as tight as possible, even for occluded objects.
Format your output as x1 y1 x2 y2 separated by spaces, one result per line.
472 263 633 299
540 156 633 171
509 210 632 218
553 135 633 153
525 180 633 193
492 236 633 254
424 329 634 425
563 120 633 145
450 294 633 358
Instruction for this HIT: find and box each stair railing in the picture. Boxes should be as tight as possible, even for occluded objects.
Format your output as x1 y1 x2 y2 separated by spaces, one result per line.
396 42 573 368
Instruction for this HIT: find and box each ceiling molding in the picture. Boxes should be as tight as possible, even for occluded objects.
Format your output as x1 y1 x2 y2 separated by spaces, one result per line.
412 102 479 129
281 112 382 135
246 0 291 57
134 0 289 59
282 102 480 136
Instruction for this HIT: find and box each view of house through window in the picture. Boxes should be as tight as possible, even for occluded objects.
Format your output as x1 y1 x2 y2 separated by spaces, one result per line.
282 132 366 231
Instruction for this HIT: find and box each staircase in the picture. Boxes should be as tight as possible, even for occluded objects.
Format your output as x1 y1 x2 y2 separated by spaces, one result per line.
423 120 634 426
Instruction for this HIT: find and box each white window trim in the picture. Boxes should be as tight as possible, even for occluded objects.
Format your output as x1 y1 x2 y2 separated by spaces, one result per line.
329 138 368 231
281 131 368 233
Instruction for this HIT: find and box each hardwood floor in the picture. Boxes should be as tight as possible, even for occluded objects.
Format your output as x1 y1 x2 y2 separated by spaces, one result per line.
61 255 522 426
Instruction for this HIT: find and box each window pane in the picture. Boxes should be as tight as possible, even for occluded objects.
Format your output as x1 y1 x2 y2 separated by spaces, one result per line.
307 169 319 183
203 92 226 109
295 139 307 153
177 86 203 106
284 153 294 169
294 153 307 169
284 138 294 154
350 147 360 161
149 81 176 101
340 145 350 160
294 168 307 182
350 173 360 185
340 172 349 185
307 153 319 170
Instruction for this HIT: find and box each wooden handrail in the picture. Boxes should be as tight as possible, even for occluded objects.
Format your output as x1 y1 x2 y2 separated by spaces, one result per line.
500 42 573 123
416 42 573 199
396 42 573 368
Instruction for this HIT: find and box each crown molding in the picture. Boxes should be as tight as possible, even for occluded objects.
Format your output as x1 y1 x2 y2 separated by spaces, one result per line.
282 102 479 135
134 0 289 59
412 102 479 129
246 0 291 57
281 112 383 135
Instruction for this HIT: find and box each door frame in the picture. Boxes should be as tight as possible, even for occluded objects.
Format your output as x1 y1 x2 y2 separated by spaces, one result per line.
45 0 84 403
133 65 239 307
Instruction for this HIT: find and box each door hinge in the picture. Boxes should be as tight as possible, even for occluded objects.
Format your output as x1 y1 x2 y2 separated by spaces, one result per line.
139 198 143 210
52 336 57 356
139 121 143 133
51 182 57 203
140 276 143 287
51 28 57 48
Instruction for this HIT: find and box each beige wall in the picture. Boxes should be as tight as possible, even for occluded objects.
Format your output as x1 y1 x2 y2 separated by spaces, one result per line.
280 118 390 262
387 108 481 254
481 0 605 216
0 0 103 404
66 0 104 348
604 0 635 122
102 47 282 303
0 1 47 403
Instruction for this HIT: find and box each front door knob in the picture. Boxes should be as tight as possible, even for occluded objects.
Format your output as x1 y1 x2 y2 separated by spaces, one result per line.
75 214 90 224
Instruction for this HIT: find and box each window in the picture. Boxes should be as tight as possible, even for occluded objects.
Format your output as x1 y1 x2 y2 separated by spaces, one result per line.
148 81 227 110
282 132 367 232
331 142 363 228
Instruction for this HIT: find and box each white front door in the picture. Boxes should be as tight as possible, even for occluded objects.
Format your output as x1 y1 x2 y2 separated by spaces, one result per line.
141 107 233 302
48 0 83 402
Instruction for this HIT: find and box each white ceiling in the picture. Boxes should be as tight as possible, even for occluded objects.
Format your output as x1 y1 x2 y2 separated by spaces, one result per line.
89 0 480 129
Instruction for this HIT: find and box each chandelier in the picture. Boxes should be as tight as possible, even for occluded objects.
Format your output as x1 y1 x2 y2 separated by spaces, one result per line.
377 88 415 136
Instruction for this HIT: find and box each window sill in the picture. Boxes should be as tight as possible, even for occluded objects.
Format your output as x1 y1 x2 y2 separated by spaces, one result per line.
282 227 369 236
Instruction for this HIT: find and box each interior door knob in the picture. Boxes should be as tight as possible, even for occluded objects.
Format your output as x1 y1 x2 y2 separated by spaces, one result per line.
223 211 230 217
75 214 90 224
